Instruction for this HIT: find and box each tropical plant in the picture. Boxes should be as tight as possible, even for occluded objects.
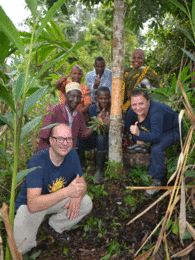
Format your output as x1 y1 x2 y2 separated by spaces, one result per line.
0 0 86 258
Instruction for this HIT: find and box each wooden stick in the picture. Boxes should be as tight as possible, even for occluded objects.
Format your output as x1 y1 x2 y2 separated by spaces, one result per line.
126 185 195 190
0 125 8 138
0 233 4 260
1 203 23 260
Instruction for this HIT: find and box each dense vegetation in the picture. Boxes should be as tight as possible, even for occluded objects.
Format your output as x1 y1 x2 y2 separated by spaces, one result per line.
0 0 195 259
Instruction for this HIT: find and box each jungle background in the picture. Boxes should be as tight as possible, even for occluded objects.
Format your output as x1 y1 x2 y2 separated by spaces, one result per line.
0 0 195 259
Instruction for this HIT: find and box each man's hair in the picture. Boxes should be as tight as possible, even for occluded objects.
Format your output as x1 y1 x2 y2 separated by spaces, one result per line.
95 57 105 63
71 65 83 73
49 123 70 137
97 87 110 96
129 84 150 101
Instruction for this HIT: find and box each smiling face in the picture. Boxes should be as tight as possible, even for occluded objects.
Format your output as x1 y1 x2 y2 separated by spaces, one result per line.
94 60 105 76
49 124 73 159
65 89 81 111
130 95 150 116
97 90 110 110
70 67 83 83
131 52 144 69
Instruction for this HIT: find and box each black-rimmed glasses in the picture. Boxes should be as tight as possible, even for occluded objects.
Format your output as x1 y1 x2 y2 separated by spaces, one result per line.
51 136 73 143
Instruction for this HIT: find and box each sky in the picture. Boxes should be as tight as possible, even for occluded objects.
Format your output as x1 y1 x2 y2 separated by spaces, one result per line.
1 0 31 29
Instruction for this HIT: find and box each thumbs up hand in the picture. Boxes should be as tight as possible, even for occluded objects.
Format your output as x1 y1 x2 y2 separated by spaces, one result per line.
130 121 140 136
94 74 101 89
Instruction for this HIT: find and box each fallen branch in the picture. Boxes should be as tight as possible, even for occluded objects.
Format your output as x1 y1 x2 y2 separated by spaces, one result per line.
171 241 195 258
0 125 8 138
0 233 4 260
1 203 22 260
127 190 172 225
134 219 164 257
126 185 195 190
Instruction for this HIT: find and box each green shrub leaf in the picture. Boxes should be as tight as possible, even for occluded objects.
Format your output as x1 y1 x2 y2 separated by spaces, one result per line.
23 86 48 114
20 115 43 140
0 7 24 54
0 84 16 112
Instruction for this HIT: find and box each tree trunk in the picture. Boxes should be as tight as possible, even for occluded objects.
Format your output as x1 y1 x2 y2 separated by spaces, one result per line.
109 0 124 164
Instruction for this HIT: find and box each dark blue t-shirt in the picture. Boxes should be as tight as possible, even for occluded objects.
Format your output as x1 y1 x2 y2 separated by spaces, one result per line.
125 100 183 143
15 148 83 210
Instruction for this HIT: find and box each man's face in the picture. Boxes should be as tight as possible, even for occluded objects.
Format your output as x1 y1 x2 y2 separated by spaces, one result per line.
50 125 73 158
132 52 144 69
97 91 110 110
70 67 83 83
65 90 82 111
94 61 105 76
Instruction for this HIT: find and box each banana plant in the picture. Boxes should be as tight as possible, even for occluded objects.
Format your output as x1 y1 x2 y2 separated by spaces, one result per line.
19 19 90 75
0 0 72 259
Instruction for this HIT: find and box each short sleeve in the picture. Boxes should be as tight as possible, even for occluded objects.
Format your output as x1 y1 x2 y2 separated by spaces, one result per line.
26 158 44 188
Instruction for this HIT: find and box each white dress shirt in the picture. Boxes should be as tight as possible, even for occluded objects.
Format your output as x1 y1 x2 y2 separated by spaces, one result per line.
85 69 112 103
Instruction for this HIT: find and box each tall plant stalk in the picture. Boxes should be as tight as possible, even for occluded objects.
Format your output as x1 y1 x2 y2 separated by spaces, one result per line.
0 1 69 259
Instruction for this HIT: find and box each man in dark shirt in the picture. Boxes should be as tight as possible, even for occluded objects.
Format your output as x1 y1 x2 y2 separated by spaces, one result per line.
37 82 94 151
78 87 111 183
14 123 93 255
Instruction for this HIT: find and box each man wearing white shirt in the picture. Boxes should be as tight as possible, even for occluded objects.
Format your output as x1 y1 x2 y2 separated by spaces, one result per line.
85 57 112 103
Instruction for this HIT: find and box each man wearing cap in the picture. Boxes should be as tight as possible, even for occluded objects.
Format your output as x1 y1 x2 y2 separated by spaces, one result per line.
85 57 112 104
37 82 94 152
56 65 92 122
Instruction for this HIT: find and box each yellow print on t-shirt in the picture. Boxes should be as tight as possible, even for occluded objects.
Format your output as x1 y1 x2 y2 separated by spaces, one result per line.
48 177 67 193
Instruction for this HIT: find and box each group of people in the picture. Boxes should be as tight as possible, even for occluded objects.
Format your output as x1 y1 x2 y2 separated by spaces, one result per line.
14 50 183 255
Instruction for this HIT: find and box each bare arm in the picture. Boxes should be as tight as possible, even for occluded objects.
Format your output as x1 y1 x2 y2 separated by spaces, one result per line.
79 104 91 113
56 74 70 91
27 174 85 214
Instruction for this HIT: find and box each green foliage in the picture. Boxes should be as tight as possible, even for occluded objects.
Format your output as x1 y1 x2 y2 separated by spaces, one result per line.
100 238 120 260
127 165 151 186
88 116 106 135
104 160 123 180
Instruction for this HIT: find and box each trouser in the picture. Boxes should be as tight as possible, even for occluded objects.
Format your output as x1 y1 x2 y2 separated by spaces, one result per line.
147 131 180 180
14 195 92 255
77 132 108 165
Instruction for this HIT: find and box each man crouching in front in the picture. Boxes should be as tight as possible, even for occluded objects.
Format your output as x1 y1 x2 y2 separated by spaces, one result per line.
14 123 93 255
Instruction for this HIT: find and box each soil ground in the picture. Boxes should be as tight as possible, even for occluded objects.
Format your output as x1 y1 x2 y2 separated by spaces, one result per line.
22 154 195 260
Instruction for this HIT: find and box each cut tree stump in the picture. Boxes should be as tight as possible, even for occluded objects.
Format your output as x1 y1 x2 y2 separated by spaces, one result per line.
123 152 150 169
123 151 167 171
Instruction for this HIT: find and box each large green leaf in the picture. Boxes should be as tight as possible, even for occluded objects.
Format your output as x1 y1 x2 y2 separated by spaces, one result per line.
25 0 37 19
16 166 41 185
0 147 11 166
37 40 89 78
23 85 48 114
36 45 56 65
0 30 10 64
13 73 26 102
0 113 13 129
192 0 195 32
50 20 65 42
0 84 16 112
20 115 43 140
0 7 24 54
181 48 195 62
34 0 67 42
167 0 188 15
165 20 195 45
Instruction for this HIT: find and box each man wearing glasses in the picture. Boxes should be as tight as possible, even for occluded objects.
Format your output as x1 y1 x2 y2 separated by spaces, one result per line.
14 123 93 255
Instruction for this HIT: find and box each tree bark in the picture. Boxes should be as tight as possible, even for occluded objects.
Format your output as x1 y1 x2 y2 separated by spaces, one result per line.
109 0 124 164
